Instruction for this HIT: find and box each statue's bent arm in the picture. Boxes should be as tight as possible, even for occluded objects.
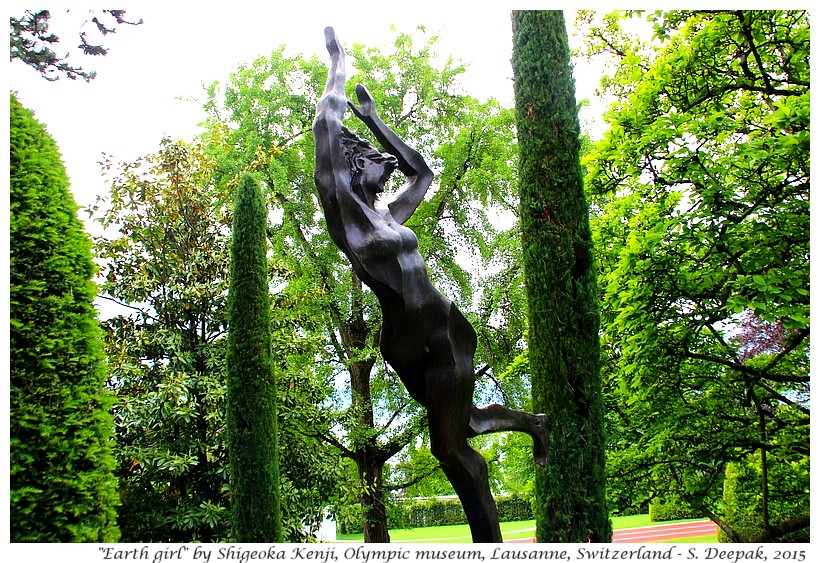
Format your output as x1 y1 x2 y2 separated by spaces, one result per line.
349 85 433 225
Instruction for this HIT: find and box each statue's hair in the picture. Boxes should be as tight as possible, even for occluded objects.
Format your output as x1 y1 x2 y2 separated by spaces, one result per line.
340 126 398 182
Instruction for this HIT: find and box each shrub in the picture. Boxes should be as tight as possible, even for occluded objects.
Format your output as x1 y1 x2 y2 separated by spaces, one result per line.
9 93 120 541
337 494 534 534
719 455 809 543
404 495 533 529
407 498 468 528
649 496 702 522
497 496 534 523
615 505 647 517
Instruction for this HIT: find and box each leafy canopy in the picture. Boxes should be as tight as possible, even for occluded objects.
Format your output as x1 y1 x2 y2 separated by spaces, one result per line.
579 10 809 542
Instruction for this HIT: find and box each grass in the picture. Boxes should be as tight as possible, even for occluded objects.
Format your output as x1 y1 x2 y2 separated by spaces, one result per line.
664 535 716 544
336 514 717 543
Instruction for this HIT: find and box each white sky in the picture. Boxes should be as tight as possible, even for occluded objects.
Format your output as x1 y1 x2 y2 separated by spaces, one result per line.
6 2 609 213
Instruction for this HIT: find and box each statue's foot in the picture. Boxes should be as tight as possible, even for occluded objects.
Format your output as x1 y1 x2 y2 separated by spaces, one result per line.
532 414 549 468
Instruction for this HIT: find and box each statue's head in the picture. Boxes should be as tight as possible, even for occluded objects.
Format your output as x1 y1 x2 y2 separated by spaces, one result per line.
341 127 398 198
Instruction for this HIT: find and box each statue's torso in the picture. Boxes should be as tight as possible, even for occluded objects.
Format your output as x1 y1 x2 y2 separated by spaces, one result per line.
344 208 475 397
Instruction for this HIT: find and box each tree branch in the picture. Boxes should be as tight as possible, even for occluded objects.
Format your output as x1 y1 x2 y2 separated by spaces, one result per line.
97 294 157 321
382 413 428 461
751 514 810 543
385 464 441 492
303 429 354 459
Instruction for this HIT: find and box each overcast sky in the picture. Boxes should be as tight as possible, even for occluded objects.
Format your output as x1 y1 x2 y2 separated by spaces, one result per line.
7 2 608 213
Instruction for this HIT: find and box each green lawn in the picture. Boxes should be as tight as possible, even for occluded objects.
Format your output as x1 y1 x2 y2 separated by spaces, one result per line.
336 514 716 543
665 535 716 544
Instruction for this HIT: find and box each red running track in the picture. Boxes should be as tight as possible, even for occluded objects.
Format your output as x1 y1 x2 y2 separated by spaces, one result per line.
612 520 717 542
506 520 717 543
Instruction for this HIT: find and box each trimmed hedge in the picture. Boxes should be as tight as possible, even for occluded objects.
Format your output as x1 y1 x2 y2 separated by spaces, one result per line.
338 495 533 534
611 503 648 517
649 496 702 522
406 498 469 528
719 458 810 543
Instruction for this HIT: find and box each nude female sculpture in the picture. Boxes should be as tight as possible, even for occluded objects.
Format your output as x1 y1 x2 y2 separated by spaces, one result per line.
313 27 549 543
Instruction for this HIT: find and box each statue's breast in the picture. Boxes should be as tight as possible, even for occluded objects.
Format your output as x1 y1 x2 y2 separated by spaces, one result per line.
352 212 419 261
355 226 402 263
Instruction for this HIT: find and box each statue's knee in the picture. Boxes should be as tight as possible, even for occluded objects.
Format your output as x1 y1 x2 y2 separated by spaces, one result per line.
430 441 454 464
435 445 489 480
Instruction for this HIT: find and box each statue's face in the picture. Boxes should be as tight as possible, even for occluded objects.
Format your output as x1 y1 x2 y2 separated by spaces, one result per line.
356 156 396 196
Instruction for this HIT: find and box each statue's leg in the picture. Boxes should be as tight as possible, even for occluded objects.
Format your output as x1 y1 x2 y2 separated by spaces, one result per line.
417 301 503 542
426 364 503 543
468 404 550 467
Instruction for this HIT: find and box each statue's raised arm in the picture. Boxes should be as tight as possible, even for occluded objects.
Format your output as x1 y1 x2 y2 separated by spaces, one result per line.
315 27 347 122
312 27 354 255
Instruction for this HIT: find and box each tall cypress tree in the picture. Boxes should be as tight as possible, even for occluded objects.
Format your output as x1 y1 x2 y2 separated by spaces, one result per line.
511 11 611 542
9 93 120 542
226 174 283 541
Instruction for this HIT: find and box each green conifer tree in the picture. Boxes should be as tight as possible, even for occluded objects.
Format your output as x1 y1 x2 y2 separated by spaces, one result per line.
226 174 283 541
9 93 120 542
511 11 611 542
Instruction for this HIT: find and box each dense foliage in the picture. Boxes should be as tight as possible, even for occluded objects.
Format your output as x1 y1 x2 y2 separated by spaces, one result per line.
648 495 702 522
92 138 233 541
400 495 533 530
511 11 611 543
720 453 809 542
91 138 337 541
10 93 120 541
226 174 282 541
580 10 810 542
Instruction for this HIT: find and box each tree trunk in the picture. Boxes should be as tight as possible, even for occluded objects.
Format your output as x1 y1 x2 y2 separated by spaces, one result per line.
349 352 390 542
347 273 390 541
357 453 390 543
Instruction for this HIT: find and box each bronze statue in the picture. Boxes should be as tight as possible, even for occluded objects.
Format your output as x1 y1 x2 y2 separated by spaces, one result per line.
313 27 549 543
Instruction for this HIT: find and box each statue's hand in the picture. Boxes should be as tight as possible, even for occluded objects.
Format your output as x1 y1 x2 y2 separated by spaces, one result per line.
348 83 376 121
325 26 342 57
